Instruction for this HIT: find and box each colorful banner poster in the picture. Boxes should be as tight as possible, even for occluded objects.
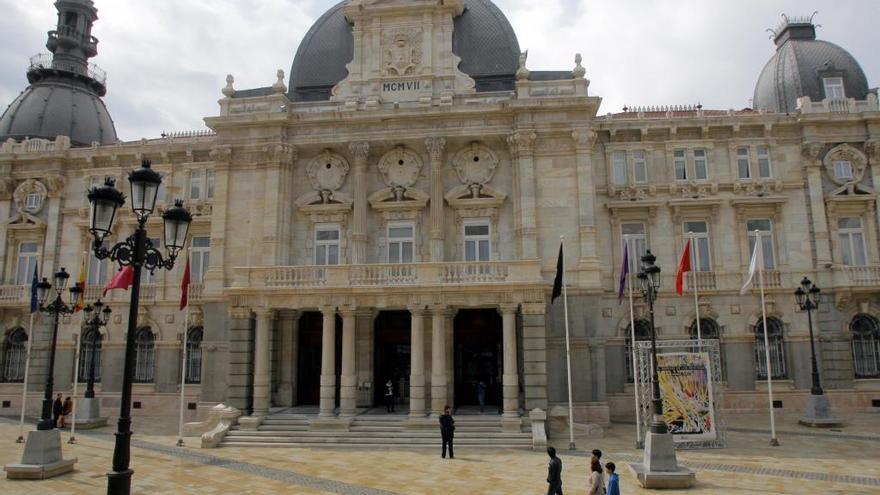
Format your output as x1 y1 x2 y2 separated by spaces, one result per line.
656 352 717 442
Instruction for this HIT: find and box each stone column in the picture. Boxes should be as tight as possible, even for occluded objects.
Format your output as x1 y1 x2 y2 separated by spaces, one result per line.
319 306 337 417
203 149 231 293
252 308 273 417
276 310 298 407
339 308 357 416
430 306 450 415
500 304 520 418
507 131 538 259
350 142 370 264
408 306 427 417
425 137 447 262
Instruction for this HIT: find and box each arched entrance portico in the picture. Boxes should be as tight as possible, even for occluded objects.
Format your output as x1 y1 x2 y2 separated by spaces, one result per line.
453 308 503 412
374 310 411 408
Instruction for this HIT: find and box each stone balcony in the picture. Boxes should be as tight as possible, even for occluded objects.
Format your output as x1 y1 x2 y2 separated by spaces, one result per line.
833 266 880 288
0 282 205 308
616 269 789 295
796 95 879 114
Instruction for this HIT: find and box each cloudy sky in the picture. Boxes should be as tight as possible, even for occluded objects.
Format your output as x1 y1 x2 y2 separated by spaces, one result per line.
1 0 877 141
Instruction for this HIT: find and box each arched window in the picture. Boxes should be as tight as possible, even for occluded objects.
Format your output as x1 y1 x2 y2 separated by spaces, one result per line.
78 329 103 382
688 318 720 340
1 328 28 382
754 317 786 380
185 326 203 384
133 327 155 383
851 314 880 378
625 320 652 382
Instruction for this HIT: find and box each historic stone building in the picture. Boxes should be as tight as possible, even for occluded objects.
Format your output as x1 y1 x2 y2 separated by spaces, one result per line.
1 1 878 439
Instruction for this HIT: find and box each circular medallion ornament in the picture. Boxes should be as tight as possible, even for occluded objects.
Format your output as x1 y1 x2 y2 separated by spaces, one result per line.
452 142 499 185
307 150 350 192
13 179 48 215
378 146 423 188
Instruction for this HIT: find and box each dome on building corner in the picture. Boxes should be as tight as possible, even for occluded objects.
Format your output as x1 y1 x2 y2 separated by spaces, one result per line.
288 0 521 101
753 14 870 113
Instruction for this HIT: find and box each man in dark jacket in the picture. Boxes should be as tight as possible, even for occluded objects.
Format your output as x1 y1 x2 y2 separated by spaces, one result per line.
52 393 63 428
439 405 454 459
547 446 563 495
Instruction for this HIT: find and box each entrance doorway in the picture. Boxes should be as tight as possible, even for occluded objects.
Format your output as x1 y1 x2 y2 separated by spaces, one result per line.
373 310 411 407
454 308 502 411
296 311 341 406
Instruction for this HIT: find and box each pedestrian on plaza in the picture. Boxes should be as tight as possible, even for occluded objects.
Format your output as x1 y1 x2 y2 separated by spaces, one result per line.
591 448 602 465
605 462 620 495
384 379 395 413
546 446 563 495
52 393 63 428
476 381 487 413
587 457 605 495
439 405 455 459
59 396 73 428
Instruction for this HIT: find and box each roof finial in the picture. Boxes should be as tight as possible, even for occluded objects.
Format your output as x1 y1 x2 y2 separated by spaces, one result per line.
572 53 586 79
516 50 530 81
222 74 235 98
273 69 287 94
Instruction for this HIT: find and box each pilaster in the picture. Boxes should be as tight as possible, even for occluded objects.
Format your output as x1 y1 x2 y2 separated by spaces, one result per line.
499 303 520 418
572 129 601 285
521 302 548 410
350 142 370 264
802 142 832 267
425 137 447 262
507 130 538 259
251 308 274 417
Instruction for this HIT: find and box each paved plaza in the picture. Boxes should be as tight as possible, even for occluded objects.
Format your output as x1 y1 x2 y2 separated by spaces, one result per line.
1 413 878 494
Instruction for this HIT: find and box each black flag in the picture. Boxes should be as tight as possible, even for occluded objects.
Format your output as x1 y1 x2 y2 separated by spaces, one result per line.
551 243 563 304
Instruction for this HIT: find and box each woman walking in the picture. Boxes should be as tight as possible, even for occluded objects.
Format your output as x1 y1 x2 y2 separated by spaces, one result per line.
587 458 605 495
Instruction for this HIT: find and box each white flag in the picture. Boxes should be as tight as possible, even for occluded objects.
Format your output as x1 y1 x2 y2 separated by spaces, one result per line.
740 238 764 295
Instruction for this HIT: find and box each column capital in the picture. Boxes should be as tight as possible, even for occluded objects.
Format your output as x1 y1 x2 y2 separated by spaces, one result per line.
228 306 252 320
571 128 597 151
430 305 453 317
521 302 545 315
319 305 337 317
349 141 370 164
408 305 428 317
277 309 299 320
507 130 537 158
424 136 447 162
498 303 519 316
339 306 357 318
253 307 275 319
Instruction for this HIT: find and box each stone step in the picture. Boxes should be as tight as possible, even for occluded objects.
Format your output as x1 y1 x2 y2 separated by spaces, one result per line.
225 430 530 438
219 441 532 449
222 436 532 445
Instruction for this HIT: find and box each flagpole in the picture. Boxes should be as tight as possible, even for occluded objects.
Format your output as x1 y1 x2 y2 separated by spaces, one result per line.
560 235 576 451
755 230 779 446
689 232 702 344
15 313 36 444
68 329 81 444
624 236 643 448
177 248 191 447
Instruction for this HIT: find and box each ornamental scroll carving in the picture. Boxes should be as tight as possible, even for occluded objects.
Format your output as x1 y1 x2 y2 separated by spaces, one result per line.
307 150 350 195
377 146 424 200
382 29 422 76
451 143 501 199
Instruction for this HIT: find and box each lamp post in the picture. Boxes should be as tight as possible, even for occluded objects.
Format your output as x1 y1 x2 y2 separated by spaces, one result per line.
636 250 665 434
87 160 191 495
82 300 111 399
36 269 83 431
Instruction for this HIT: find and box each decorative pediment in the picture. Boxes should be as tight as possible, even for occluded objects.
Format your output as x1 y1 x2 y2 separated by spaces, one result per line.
823 143 867 185
368 187 429 211
445 184 506 206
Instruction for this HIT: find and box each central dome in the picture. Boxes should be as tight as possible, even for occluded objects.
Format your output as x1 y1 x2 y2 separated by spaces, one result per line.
288 0 521 101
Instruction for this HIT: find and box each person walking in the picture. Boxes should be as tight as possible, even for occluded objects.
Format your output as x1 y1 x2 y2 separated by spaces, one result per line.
59 396 73 428
605 462 620 495
476 381 487 413
546 446 563 495
587 457 605 495
52 393 63 428
384 380 395 413
439 405 455 459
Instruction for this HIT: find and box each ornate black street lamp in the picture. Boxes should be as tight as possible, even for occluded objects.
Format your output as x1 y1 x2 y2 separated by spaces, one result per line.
82 300 111 399
794 277 823 395
87 160 191 495
637 250 666 434
35 269 83 431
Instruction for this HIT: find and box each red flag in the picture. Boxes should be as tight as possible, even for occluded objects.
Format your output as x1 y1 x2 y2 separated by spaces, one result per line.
103 265 134 297
675 239 692 295
179 255 191 311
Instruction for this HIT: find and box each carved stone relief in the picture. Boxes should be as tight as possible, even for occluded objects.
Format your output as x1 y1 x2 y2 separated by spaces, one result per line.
307 150 350 197
382 29 422 76
13 179 48 216
823 143 867 186
377 146 424 200
451 142 500 194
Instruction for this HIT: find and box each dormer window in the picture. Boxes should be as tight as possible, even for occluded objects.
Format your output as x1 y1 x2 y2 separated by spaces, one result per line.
833 160 854 181
823 77 845 100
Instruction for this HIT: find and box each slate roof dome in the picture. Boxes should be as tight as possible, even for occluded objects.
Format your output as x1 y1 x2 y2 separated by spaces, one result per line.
753 16 870 113
289 0 521 101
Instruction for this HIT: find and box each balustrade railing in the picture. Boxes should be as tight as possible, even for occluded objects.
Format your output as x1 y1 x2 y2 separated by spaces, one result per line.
0 285 27 302
350 264 417 286
843 266 880 286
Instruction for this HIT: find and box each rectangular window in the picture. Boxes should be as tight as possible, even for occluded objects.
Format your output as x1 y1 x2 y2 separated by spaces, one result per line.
387 223 414 263
25 193 41 210
833 160 854 181
737 147 751 179
823 77 845 99
684 221 711 271
314 224 340 266
463 220 491 262
673 149 687 181
632 151 647 183
757 147 772 178
693 149 708 180
838 217 867 266
206 169 215 199
156 174 166 204
87 241 111 285
612 151 627 185
15 242 39 285
747 219 776 269
189 170 202 200
621 223 647 273
191 236 210 282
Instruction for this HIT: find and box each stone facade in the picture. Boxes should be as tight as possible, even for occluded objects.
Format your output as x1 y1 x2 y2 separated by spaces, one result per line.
1 2 880 432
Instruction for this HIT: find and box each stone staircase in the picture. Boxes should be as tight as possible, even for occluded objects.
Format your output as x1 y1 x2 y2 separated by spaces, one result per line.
221 412 534 449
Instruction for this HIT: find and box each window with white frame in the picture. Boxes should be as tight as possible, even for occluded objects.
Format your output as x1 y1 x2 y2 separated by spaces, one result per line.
736 147 751 179
387 223 415 263
755 317 786 379
611 151 627 185
673 149 687 181
314 224 340 265
621 223 647 273
833 160 854 181
747 219 776 269
191 236 210 281
15 242 39 285
632 151 647 183
25 192 41 210
684 221 711 271
823 77 845 99
133 327 155 383
757 147 772 178
838 217 867 266
87 241 111 285
693 149 708 180
463 220 491 262
189 170 202 200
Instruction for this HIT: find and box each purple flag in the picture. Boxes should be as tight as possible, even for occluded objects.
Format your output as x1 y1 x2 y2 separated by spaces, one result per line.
618 243 629 304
